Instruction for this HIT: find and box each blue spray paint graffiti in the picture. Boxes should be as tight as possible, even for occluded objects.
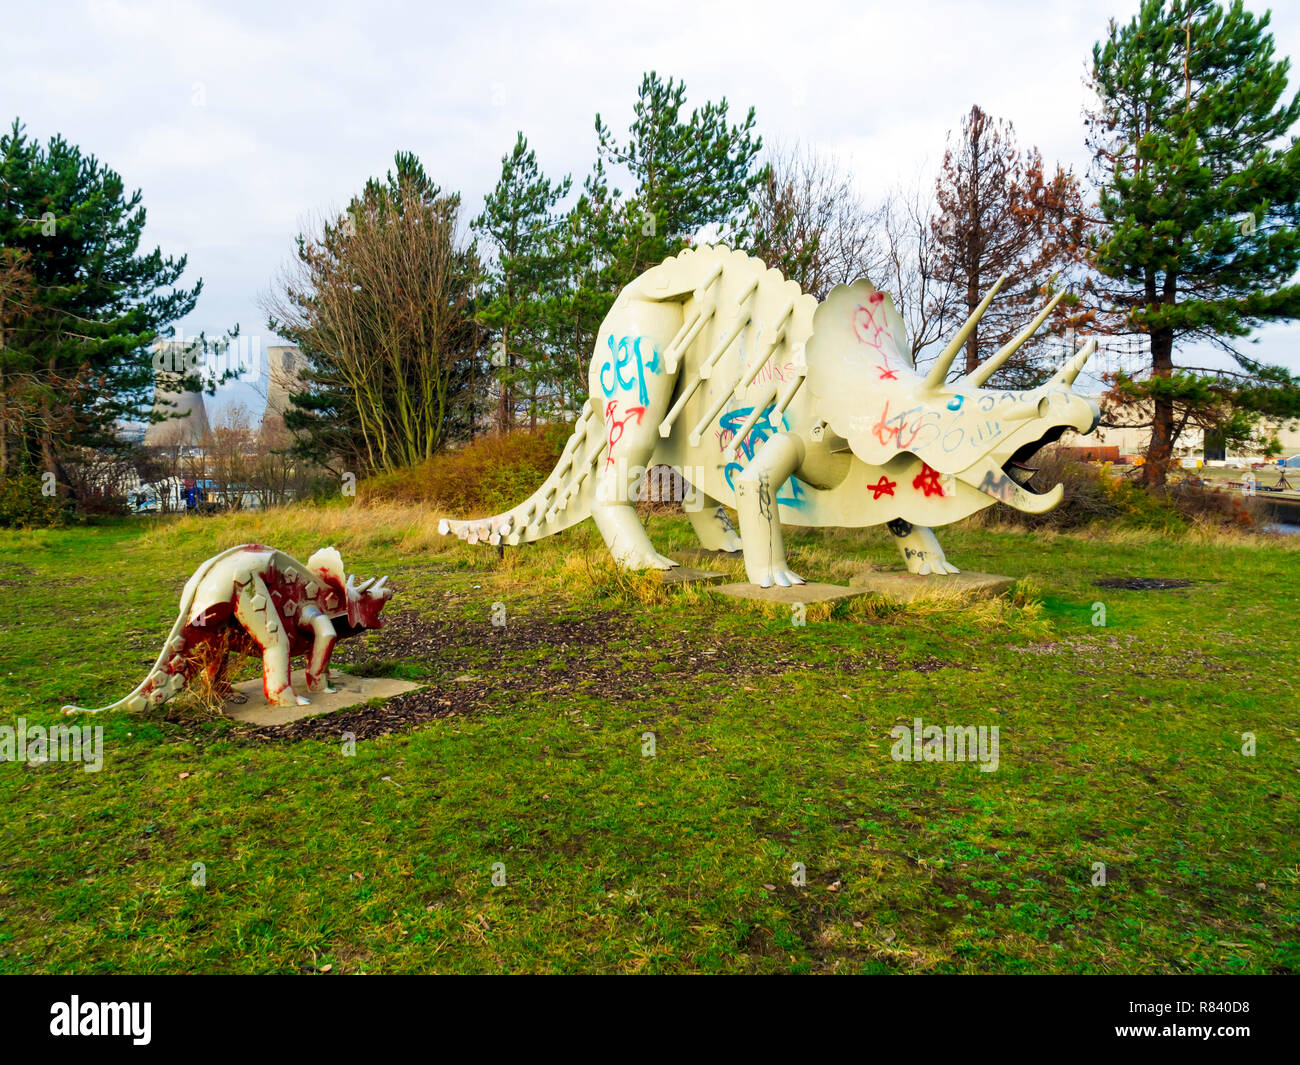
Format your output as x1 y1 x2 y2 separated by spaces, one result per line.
719 404 807 508
601 336 660 405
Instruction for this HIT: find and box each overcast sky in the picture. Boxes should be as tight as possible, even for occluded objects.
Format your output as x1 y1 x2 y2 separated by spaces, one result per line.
5 0 1300 414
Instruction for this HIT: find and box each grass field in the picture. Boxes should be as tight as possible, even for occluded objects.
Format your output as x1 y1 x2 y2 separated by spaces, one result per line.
0 505 1296 973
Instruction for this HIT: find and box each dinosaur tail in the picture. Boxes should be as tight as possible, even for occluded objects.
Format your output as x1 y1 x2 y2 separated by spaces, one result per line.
61 545 250 714
438 400 608 546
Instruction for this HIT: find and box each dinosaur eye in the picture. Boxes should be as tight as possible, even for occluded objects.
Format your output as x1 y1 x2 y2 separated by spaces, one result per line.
947 394 964 411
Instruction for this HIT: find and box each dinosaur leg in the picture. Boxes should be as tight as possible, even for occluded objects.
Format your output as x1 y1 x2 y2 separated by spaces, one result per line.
589 313 679 571
592 456 675 570
888 519 960 575
301 606 338 694
685 490 743 553
234 576 307 707
734 433 806 587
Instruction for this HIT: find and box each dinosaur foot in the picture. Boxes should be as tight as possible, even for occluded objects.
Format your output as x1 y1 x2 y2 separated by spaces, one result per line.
622 551 678 571
906 559 961 576
716 532 744 553
754 567 806 589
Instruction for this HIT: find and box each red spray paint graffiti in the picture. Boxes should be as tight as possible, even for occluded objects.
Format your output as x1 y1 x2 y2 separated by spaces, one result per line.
604 401 646 468
853 294 898 379
912 463 945 498
868 476 897 500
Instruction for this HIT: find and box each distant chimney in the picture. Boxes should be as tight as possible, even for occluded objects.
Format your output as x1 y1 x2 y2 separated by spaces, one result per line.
261 345 302 440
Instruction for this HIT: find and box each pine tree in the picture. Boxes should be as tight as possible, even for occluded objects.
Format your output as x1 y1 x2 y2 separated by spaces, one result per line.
538 72 764 417
473 133 571 431
1086 0 1300 484
468 73 764 434
594 72 764 280
932 105 1087 387
0 119 202 488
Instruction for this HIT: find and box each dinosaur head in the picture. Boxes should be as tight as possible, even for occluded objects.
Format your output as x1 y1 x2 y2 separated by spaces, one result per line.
805 277 1099 522
306 547 394 629
344 574 393 629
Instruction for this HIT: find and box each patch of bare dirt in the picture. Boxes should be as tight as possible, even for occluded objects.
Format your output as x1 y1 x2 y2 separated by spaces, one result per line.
1093 577 1195 590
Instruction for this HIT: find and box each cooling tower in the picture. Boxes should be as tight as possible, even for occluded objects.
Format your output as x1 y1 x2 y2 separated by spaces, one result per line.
144 340 210 446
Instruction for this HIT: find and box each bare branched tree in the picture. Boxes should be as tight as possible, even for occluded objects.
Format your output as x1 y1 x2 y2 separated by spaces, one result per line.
746 142 888 300
264 154 480 474
931 105 1088 386
877 176 962 366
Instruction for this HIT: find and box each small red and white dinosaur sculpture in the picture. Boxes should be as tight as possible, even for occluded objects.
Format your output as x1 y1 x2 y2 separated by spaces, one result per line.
62 544 393 713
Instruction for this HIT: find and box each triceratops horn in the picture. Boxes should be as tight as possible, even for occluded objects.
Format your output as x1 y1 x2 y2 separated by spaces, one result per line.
355 577 376 593
923 273 1007 390
1051 338 1097 387
963 288 1067 388
372 576 389 594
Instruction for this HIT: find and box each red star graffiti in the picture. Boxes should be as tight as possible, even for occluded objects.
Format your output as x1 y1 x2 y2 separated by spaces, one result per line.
868 476 896 500
912 463 945 498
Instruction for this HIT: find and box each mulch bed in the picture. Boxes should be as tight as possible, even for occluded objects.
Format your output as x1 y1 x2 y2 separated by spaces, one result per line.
1093 577 1195 590
244 609 813 743
232 607 967 743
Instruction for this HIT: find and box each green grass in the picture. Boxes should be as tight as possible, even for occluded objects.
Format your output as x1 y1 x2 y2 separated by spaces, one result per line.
0 508 1296 973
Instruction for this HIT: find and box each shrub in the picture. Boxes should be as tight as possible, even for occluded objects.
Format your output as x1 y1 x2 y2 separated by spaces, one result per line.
1160 479 1267 530
0 475 76 529
970 448 1181 531
973 447 1269 532
357 424 571 512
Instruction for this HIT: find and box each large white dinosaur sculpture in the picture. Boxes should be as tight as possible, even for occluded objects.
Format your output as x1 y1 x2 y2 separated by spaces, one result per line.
442 245 1100 587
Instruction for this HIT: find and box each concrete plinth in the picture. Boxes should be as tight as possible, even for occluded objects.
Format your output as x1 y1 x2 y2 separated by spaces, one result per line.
848 570 1016 603
224 669 421 726
714 581 867 605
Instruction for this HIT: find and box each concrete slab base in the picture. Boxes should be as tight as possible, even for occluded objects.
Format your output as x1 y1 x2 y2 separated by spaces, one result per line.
714 581 867 605
224 669 421 726
848 570 1016 603
649 564 726 586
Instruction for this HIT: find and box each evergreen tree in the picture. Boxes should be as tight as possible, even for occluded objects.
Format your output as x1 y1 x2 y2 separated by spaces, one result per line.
532 72 765 419
473 133 571 431
1086 0 1300 484
551 161 623 414
595 72 763 279
0 119 202 489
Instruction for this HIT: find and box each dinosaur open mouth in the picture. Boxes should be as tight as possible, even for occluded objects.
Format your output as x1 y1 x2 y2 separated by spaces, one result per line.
1001 425 1068 494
